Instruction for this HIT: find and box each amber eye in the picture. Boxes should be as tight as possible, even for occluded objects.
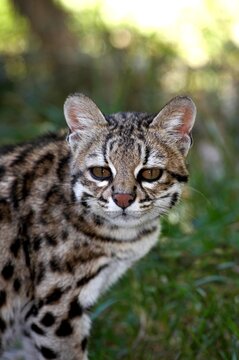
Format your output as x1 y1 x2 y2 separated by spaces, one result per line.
138 168 163 182
90 167 112 181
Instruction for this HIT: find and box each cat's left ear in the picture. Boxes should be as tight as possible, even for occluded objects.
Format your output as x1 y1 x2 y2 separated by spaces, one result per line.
150 96 196 156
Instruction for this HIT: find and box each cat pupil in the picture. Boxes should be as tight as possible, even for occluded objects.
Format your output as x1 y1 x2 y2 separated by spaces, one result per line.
139 168 162 182
90 166 111 180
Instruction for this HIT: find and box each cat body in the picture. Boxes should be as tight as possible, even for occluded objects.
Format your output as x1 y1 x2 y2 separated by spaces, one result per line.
0 94 196 359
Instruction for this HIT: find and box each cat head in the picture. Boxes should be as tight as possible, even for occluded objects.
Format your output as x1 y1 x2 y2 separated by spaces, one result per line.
64 93 196 228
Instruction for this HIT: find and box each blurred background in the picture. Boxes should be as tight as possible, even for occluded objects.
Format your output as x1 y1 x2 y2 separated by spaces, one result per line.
0 0 239 359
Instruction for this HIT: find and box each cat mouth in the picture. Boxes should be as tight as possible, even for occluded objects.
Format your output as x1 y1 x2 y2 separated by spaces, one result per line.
105 212 131 219
105 210 144 220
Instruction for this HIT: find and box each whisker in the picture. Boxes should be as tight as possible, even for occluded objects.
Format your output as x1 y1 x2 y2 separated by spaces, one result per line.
187 185 212 206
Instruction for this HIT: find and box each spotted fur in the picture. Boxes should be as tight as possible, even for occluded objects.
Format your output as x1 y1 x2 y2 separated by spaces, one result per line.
0 94 196 359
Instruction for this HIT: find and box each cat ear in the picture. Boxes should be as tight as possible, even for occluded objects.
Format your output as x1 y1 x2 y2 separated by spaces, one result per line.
64 93 107 143
150 96 196 156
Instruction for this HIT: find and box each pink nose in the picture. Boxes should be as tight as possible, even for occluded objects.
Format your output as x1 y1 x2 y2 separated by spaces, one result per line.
112 193 135 209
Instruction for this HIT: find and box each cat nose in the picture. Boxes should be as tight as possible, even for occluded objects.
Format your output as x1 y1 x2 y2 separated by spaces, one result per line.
112 193 135 209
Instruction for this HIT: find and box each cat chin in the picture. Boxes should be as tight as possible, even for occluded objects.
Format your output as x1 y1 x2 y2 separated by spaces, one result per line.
108 216 141 228
104 212 157 228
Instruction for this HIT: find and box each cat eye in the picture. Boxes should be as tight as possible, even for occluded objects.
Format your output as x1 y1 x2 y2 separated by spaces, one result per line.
90 167 112 181
138 168 163 182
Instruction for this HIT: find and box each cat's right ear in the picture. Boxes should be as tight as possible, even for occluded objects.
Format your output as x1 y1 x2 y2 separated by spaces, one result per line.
64 93 107 145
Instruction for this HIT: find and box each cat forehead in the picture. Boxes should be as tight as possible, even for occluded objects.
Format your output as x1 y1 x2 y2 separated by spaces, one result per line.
84 133 167 169
104 111 156 146
79 111 176 168
105 111 155 127
80 111 156 156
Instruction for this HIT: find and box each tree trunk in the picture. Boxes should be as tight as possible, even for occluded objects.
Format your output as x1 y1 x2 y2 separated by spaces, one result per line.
11 0 79 66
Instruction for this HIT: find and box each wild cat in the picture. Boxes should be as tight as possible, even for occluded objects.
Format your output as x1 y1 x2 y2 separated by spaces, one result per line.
0 94 196 359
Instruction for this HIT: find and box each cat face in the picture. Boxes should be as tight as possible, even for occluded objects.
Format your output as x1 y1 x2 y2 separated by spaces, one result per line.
64 94 196 227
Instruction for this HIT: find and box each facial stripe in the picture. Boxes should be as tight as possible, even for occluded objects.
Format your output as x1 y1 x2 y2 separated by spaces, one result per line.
170 192 179 207
143 145 150 165
168 171 188 183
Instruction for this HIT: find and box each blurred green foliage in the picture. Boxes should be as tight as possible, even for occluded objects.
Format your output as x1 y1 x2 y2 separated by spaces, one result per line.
0 0 239 358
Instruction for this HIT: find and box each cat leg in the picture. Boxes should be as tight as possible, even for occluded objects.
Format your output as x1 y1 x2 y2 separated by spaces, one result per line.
24 304 90 360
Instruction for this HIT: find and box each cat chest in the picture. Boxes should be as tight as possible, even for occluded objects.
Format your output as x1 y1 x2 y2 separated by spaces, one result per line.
78 259 130 308
78 229 160 308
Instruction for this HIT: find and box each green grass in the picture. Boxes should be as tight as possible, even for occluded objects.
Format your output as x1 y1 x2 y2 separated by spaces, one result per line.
90 172 239 360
